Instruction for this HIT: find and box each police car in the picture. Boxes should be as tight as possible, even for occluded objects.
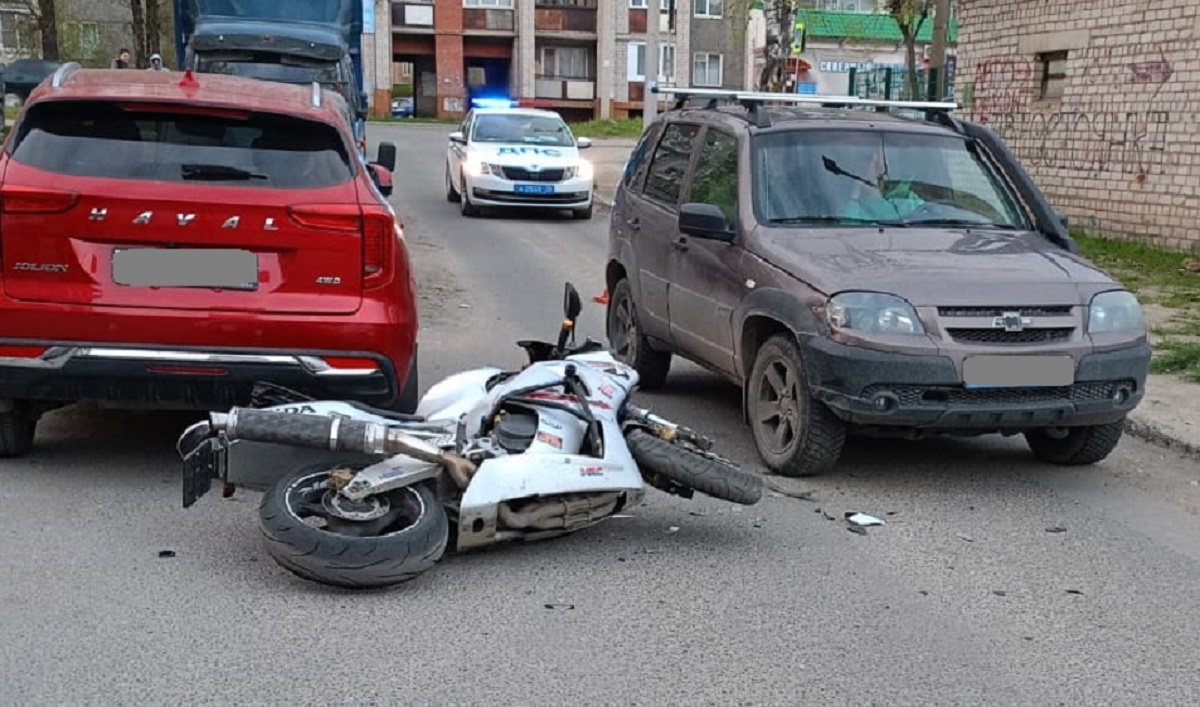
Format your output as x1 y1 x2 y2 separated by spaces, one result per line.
445 100 594 219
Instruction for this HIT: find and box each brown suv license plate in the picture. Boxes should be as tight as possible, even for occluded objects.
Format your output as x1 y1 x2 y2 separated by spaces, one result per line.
962 355 1075 389
112 248 259 290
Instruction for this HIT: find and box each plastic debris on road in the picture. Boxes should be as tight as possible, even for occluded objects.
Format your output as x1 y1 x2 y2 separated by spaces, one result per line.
845 512 886 527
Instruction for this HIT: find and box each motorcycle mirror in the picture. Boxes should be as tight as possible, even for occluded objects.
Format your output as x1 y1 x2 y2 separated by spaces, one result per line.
563 282 582 321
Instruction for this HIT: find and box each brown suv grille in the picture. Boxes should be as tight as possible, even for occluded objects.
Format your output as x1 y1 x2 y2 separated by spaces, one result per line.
501 167 565 182
947 328 1074 345
937 306 1074 318
862 382 1121 407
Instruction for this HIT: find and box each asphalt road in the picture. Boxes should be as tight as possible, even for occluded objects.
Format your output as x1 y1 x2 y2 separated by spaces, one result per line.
3 123 1200 706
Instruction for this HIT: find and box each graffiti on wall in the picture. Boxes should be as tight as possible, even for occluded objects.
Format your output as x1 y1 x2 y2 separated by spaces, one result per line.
962 47 1176 181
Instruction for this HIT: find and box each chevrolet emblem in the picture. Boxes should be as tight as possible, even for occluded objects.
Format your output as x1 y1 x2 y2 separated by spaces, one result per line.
993 311 1033 332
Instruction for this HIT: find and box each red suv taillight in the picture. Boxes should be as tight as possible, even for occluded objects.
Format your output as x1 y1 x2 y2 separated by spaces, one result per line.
0 185 81 272
285 203 403 291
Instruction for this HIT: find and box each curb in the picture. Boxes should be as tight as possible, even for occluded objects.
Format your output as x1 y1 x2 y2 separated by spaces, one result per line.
1124 415 1200 460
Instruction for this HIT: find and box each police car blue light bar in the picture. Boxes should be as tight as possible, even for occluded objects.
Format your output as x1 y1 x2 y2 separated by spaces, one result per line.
471 98 517 109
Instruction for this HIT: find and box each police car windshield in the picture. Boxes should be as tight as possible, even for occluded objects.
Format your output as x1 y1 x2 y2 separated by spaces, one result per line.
472 114 573 147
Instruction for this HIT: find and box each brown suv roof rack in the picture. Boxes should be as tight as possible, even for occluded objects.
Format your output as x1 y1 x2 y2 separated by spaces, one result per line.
651 86 960 130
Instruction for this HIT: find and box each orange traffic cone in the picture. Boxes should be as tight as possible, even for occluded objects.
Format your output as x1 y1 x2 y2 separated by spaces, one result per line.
593 289 609 305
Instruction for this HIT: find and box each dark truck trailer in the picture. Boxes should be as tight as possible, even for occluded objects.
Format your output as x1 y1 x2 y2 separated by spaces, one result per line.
172 0 368 144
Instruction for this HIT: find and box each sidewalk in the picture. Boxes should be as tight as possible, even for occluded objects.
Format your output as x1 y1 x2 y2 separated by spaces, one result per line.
587 138 636 210
582 140 1200 459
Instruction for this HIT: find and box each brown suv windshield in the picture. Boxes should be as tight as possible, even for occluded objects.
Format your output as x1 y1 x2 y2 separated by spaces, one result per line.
9 100 354 189
752 129 1028 230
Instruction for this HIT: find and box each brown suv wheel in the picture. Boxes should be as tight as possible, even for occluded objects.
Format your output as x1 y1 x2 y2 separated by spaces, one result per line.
606 278 671 390
748 334 846 477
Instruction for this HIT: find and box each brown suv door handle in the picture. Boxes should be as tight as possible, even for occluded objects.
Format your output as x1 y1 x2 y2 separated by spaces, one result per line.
626 217 640 230
672 236 689 252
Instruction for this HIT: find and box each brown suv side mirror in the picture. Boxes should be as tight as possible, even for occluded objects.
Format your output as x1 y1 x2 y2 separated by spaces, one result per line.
678 203 735 242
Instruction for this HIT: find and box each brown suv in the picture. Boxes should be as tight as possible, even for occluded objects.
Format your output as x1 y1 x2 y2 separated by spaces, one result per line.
604 88 1151 477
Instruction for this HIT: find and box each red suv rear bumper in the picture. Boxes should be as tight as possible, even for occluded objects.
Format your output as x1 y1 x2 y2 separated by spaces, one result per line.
0 297 417 411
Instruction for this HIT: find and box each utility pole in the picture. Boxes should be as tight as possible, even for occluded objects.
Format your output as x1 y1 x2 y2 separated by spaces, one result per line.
930 0 951 99
644 0 660 127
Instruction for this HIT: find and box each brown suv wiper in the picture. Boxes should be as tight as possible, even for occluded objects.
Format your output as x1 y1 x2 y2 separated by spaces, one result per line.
767 215 908 226
898 217 1017 229
181 163 268 181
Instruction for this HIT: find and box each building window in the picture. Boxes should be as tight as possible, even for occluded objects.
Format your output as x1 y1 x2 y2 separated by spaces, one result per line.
694 0 722 17
538 46 592 80
0 8 31 53
628 42 676 82
693 53 723 87
813 0 873 11
1038 51 1067 99
464 0 514 8
630 0 647 7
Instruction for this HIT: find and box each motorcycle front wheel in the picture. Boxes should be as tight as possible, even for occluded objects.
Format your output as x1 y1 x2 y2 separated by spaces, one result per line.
626 429 764 505
258 464 449 589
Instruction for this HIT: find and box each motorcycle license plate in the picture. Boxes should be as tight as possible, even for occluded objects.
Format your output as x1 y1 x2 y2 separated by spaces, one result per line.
514 184 554 194
181 439 224 508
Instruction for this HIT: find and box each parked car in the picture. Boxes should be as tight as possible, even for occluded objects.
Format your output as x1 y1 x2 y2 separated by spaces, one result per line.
605 88 1152 476
0 65 418 458
3 59 62 101
391 97 413 118
445 101 595 220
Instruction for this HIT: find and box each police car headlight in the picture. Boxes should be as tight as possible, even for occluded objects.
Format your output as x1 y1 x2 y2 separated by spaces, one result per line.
1088 290 1144 334
465 161 502 178
564 161 593 180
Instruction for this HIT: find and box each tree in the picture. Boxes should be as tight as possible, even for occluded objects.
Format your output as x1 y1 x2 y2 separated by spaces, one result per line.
18 0 61 60
879 0 932 100
728 0 800 92
124 0 163 67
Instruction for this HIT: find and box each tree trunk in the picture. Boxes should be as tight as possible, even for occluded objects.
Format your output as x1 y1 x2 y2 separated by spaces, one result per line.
130 0 147 67
145 0 161 56
37 0 59 61
903 27 918 100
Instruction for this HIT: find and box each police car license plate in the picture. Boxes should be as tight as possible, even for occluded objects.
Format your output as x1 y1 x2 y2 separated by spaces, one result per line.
515 184 554 194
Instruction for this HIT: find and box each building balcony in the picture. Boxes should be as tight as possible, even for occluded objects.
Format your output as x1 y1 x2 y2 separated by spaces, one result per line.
535 0 597 34
628 8 676 34
392 1 434 29
534 77 596 101
464 7 515 33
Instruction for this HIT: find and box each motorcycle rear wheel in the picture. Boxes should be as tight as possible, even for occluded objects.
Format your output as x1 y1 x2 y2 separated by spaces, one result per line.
627 429 764 505
258 463 449 589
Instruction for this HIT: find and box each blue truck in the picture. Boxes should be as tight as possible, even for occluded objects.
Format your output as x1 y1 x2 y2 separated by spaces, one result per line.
171 0 369 144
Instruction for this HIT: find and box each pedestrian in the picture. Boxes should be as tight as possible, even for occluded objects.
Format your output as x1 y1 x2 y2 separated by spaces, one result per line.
111 48 132 69
148 53 167 71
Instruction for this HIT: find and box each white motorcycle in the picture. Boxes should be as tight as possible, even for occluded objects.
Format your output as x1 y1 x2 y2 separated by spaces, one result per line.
178 283 764 589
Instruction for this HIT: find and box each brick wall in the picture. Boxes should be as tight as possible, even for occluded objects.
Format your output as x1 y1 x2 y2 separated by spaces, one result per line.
956 0 1200 250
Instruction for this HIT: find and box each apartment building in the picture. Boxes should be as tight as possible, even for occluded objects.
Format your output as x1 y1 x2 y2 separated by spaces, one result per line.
390 0 612 120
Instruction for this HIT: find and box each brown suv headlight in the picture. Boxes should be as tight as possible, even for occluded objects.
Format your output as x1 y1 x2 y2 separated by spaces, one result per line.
1087 290 1145 333
826 292 925 335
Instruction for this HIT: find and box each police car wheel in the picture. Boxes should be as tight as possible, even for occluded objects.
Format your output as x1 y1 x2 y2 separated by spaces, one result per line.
459 171 480 217
445 164 460 203
572 203 593 220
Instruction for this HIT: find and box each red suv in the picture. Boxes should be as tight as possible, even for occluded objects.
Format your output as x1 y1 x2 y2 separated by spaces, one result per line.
0 66 420 458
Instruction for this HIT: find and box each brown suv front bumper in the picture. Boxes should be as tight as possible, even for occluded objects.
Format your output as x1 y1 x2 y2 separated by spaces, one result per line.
804 337 1151 430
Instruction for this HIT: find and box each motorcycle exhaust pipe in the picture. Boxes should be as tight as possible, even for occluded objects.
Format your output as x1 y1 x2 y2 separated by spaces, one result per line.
209 408 447 464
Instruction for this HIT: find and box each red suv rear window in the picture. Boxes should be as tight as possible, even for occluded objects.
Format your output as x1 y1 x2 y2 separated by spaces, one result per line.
8 99 355 189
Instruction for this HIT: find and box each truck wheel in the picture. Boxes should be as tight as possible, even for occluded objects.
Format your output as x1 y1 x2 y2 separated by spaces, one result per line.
747 334 846 477
606 277 671 390
1025 421 1125 466
0 402 38 458
395 354 420 414
258 464 448 590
